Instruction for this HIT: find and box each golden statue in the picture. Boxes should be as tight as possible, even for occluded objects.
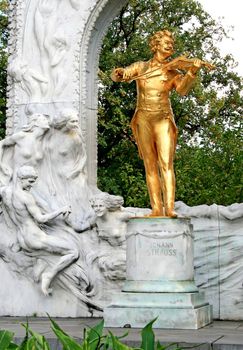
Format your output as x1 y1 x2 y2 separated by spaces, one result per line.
111 30 214 218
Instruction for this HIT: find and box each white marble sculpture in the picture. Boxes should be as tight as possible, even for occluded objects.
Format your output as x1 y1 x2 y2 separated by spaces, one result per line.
42 108 94 232
34 0 70 98
0 110 127 315
0 165 77 296
175 201 243 320
91 192 137 246
8 59 48 109
0 114 50 184
90 193 132 283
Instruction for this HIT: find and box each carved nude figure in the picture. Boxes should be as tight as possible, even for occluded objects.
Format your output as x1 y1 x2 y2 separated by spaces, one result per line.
90 193 148 281
0 165 79 296
46 109 93 231
34 1 70 97
8 59 48 103
0 114 50 184
91 193 138 247
51 109 87 179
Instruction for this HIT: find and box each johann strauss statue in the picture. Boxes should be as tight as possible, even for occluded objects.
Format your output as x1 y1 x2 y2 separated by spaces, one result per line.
111 30 214 218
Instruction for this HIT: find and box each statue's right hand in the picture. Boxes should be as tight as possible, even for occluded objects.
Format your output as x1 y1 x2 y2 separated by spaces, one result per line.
114 68 124 77
111 68 124 82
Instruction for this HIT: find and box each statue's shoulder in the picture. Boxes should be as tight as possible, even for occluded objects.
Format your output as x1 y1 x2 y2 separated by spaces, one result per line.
128 60 148 69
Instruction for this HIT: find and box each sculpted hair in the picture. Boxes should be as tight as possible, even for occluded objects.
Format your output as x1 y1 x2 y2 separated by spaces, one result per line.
90 192 124 211
22 114 49 132
149 30 174 53
53 109 79 129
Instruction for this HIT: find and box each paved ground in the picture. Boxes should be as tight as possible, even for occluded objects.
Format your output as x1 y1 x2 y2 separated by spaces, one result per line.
1 317 243 350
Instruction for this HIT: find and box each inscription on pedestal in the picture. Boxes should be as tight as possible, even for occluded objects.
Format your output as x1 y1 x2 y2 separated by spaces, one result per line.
127 219 194 281
148 241 177 257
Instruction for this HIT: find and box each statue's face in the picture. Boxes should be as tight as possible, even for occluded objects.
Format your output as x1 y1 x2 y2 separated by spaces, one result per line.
20 176 37 191
66 114 80 131
157 35 174 58
33 114 50 130
92 200 107 217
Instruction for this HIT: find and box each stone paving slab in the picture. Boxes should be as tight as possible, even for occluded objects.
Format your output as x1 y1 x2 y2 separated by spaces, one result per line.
1 317 243 349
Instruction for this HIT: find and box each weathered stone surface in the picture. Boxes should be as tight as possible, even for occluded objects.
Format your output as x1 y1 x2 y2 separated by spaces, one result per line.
125 218 196 290
104 305 213 329
104 218 212 329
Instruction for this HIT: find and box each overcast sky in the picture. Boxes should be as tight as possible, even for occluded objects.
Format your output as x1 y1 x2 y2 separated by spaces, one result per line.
198 0 243 77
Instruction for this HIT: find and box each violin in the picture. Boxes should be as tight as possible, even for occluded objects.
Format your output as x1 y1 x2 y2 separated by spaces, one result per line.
112 55 215 82
164 54 216 72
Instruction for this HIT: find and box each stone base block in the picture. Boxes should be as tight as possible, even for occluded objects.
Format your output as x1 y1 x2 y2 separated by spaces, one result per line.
123 280 198 293
104 292 213 329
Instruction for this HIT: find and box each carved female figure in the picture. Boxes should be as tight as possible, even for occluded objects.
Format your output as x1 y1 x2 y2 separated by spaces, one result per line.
0 114 50 184
91 192 139 246
45 109 93 231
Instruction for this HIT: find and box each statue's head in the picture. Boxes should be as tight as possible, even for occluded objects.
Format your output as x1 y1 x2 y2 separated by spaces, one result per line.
149 30 174 57
17 166 38 191
22 114 50 132
8 58 27 81
90 193 124 217
53 109 80 132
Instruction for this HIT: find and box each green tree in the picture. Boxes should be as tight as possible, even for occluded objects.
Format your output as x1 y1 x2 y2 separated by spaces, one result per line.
98 0 243 206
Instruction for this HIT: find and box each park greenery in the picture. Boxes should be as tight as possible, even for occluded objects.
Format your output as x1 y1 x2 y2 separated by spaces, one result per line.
0 317 196 350
98 0 243 207
0 0 242 207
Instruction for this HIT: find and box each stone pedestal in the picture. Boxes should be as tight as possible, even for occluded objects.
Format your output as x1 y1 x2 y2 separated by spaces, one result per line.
104 217 212 329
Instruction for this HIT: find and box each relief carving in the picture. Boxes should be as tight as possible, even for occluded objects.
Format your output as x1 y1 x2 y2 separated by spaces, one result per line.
8 59 48 106
33 0 71 99
0 110 126 314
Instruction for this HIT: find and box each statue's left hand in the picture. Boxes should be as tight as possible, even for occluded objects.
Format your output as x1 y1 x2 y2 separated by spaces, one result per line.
189 59 202 75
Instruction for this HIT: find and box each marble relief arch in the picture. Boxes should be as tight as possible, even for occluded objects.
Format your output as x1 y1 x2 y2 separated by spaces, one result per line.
1 0 243 319
0 0 133 316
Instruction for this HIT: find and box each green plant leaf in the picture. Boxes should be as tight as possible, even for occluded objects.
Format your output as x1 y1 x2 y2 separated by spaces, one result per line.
26 337 41 350
21 323 50 350
156 341 166 350
0 330 15 350
103 332 113 350
18 320 29 350
6 343 19 350
47 314 69 337
157 342 182 350
48 314 83 350
140 318 157 350
109 332 133 350
116 332 129 340
51 328 83 350
86 320 104 350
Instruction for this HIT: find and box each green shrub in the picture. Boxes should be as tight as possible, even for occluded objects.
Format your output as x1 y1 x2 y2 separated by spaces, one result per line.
0 317 200 350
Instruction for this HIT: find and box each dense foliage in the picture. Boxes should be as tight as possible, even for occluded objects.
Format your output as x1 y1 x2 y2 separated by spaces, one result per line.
98 0 243 207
